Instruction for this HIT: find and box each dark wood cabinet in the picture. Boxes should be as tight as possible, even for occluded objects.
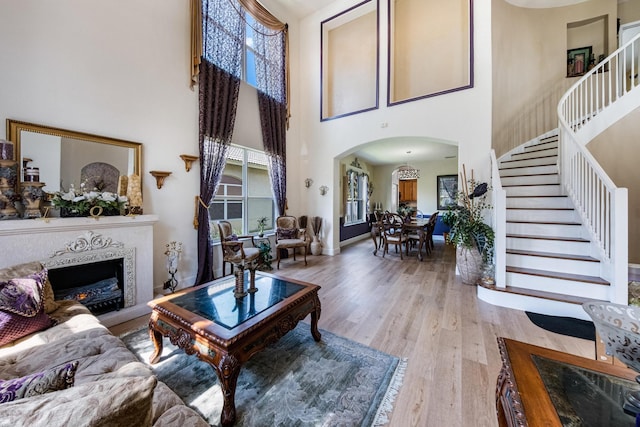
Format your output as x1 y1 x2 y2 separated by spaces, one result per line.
399 179 417 202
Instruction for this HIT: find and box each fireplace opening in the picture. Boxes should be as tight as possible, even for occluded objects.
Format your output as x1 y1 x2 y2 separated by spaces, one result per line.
49 258 125 315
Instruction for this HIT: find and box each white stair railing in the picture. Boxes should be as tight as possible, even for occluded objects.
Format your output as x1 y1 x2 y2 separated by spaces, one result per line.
490 149 506 288
557 34 638 303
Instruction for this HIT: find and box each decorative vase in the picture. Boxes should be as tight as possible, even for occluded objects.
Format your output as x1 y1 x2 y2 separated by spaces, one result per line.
456 246 483 285
310 237 322 256
20 182 45 218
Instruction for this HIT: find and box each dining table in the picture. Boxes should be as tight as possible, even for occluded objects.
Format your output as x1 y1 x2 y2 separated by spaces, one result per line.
402 217 431 261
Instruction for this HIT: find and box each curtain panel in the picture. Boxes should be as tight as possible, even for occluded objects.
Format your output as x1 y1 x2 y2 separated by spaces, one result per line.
195 0 244 285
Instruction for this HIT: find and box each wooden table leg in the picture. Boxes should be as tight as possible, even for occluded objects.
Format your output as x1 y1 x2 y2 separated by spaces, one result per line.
310 295 322 342
214 354 241 427
148 326 164 364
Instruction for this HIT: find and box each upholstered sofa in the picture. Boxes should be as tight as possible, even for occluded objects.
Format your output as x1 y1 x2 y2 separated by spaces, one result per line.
0 261 208 427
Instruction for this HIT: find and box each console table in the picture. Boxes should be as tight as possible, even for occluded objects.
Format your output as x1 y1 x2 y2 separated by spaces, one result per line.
496 337 640 427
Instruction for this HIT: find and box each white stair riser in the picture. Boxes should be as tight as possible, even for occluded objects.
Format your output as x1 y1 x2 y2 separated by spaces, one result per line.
501 174 560 186
506 253 600 276
505 272 609 300
506 197 573 209
477 287 592 321
507 209 579 222
500 165 558 177
506 222 584 238
506 236 590 254
525 141 558 151
504 185 562 197
500 157 556 169
510 148 558 160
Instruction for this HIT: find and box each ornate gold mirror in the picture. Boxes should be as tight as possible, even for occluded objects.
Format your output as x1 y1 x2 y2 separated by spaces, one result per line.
6 119 142 194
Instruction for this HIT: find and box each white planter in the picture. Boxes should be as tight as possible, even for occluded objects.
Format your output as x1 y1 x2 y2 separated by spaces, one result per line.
310 238 322 255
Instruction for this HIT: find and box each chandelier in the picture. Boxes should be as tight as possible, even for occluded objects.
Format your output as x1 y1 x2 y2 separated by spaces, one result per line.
396 150 420 179
397 165 420 180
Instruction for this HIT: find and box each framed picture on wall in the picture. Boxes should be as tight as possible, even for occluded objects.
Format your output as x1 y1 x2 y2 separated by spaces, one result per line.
437 175 458 210
567 46 592 77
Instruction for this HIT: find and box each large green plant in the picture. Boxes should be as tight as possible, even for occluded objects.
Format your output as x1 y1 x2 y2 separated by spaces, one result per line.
442 177 494 263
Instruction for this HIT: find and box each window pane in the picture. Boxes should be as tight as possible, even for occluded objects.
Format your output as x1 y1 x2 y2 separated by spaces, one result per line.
228 202 243 220
209 202 224 220
246 49 257 87
248 198 274 233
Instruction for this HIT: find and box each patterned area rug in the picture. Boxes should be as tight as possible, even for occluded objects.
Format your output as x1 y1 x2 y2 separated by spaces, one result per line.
121 323 406 427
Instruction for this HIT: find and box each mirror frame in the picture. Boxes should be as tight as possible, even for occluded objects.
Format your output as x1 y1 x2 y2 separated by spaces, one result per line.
6 119 142 193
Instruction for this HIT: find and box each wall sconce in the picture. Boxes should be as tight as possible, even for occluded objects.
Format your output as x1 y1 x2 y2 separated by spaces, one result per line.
305 178 313 188
179 154 199 172
149 170 172 189
319 185 328 196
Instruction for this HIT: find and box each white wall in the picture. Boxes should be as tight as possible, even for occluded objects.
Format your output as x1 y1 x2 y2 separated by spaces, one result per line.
295 0 492 254
0 0 489 285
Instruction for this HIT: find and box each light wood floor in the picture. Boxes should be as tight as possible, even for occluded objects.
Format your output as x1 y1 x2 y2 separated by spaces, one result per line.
110 238 596 427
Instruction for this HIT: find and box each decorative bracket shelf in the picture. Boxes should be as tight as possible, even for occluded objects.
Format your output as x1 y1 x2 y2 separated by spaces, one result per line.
149 171 172 189
179 154 199 172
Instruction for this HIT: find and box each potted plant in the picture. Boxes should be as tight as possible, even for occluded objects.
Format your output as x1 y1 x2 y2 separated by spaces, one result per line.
256 216 268 237
442 168 494 285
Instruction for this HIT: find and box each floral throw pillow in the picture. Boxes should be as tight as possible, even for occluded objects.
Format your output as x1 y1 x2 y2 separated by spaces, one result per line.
0 361 78 404
277 228 297 240
0 271 54 347
0 271 47 317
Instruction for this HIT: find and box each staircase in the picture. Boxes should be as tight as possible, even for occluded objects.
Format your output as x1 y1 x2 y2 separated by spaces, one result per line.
482 132 608 319
479 32 640 320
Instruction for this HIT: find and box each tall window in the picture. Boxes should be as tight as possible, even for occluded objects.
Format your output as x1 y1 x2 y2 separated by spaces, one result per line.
345 170 369 225
209 146 275 239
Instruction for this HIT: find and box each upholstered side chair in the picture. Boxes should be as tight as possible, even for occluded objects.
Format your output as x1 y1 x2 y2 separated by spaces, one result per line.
275 216 308 268
217 221 260 284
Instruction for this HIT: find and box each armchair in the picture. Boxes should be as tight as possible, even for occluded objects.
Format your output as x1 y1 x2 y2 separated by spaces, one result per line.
275 216 308 268
217 221 260 292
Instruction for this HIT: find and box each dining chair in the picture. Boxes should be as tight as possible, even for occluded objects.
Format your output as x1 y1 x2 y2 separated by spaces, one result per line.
382 213 407 259
370 211 385 255
275 215 308 268
217 221 260 279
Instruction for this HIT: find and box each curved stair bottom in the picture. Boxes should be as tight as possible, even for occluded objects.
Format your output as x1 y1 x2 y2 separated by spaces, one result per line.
476 284 604 321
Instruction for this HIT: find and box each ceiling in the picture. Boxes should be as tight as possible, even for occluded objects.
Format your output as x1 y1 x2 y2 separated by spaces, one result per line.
348 137 458 166
270 0 596 19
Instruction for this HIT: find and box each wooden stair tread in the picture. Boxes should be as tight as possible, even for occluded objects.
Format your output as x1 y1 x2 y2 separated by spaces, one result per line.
501 172 558 177
506 249 599 262
478 283 606 305
499 163 556 170
507 195 567 198
512 147 558 156
507 207 573 211
506 233 589 243
507 220 581 226
501 156 557 165
502 183 560 187
506 266 609 285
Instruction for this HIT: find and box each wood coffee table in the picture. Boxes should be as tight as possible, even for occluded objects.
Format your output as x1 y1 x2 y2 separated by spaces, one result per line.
147 271 322 426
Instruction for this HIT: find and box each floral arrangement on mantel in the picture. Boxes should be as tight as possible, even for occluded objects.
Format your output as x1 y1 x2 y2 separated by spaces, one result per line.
50 182 128 217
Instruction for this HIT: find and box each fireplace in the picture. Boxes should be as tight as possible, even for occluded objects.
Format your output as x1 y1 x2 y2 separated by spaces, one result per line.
49 258 125 315
0 214 158 327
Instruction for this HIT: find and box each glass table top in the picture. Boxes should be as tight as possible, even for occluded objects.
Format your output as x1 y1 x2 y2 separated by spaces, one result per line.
532 354 639 427
169 273 304 330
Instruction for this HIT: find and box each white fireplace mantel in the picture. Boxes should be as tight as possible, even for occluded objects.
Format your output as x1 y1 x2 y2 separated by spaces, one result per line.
0 215 158 327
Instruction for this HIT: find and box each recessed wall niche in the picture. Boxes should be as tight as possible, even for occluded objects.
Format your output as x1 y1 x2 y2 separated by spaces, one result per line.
388 0 473 106
566 15 608 77
321 0 379 121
